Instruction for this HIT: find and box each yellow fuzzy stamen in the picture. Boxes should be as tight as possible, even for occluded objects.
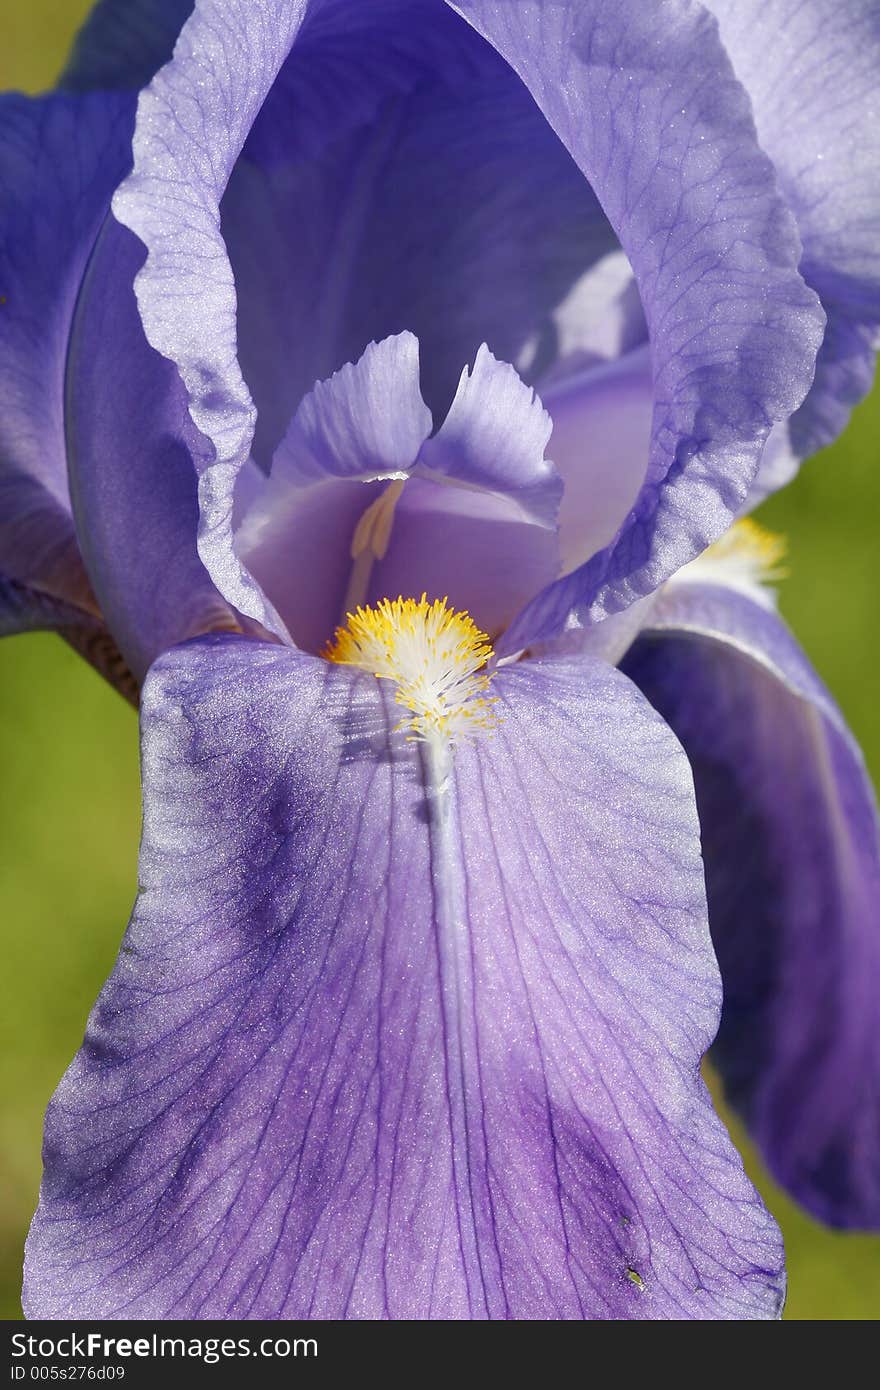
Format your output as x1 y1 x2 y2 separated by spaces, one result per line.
702 517 788 581
324 595 497 743
672 517 788 600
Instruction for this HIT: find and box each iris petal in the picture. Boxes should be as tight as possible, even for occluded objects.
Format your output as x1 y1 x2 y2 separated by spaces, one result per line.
60 0 194 93
236 333 433 650
0 572 137 704
222 2 613 457
540 347 653 582
67 220 240 681
25 636 783 1318
110 0 610 647
236 335 561 648
0 91 132 613
452 0 825 650
624 581 880 1228
705 0 880 475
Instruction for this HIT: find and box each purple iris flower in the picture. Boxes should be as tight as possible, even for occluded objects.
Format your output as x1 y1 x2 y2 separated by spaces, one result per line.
3 0 879 1320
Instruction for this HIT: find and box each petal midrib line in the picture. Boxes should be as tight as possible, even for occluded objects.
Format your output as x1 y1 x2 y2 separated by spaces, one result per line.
422 733 508 1318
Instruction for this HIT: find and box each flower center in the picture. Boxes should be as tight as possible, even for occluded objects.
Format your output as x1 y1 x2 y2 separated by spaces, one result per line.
324 595 497 743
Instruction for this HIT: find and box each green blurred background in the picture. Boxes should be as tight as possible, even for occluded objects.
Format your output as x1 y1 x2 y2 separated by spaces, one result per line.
1 0 878 1323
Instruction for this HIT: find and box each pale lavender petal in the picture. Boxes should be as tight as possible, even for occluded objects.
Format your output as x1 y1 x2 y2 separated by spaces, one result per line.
527 248 647 383
371 478 560 640
706 0 880 469
236 333 433 651
111 0 314 633
110 0 617 635
25 637 782 1319
222 2 613 463
369 344 561 636
417 343 559 528
452 0 824 653
624 582 880 1227
237 477 365 653
541 347 653 577
270 333 431 489
747 422 800 504
237 335 561 649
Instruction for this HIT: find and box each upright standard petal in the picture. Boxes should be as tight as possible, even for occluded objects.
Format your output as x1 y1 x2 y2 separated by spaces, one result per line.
236 336 561 649
110 0 613 637
236 333 434 651
418 344 559 527
111 0 314 632
706 0 880 472
221 0 613 457
624 582 880 1228
25 637 782 1319
450 0 824 651
67 219 241 682
539 347 654 579
0 91 132 612
376 345 561 639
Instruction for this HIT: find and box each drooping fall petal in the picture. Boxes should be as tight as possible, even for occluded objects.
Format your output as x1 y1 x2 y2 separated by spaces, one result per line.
624 581 880 1228
25 636 783 1318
